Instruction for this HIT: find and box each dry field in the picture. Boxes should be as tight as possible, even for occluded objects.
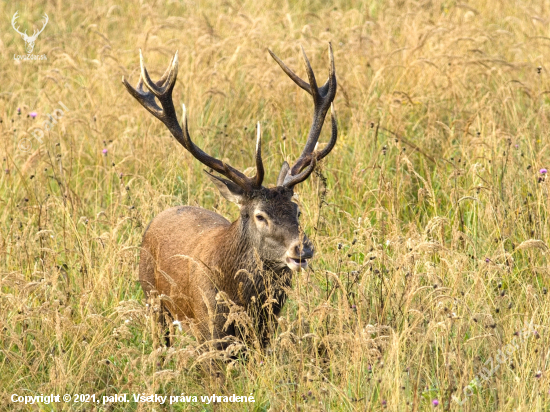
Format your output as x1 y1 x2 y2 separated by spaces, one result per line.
1 0 550 411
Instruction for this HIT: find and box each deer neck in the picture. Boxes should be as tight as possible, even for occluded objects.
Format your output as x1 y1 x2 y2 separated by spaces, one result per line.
212 217 291 310
214 216 286 280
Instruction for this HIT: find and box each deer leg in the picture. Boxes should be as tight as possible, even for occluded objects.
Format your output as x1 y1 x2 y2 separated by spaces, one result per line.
159 305 173 347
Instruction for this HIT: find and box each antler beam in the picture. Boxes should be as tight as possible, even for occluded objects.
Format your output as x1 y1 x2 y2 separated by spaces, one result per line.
11 12 28 37
268 44 338 188
122 50 264 191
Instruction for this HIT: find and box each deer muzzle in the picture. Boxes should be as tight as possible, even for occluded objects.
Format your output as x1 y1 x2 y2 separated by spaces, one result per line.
285 239 314 271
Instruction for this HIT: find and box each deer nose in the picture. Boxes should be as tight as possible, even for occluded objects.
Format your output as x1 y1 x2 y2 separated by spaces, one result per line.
290 239 314 260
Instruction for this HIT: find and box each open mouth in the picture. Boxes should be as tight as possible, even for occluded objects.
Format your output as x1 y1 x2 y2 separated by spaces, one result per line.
286 256 309 270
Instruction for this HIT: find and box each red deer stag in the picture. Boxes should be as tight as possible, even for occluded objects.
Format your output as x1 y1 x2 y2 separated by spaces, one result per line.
123 44 337 350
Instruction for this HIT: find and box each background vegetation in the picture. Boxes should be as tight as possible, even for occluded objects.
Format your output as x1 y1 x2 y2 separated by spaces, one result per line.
1 0 550 410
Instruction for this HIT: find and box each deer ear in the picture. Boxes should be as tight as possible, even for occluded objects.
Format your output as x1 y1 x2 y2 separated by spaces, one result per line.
204 170 245 205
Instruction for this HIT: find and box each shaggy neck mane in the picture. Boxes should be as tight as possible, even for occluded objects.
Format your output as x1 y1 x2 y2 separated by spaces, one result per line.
216 217 287 282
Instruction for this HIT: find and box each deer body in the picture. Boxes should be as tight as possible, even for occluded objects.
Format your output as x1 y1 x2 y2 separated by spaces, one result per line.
139 206 234 325
140 201 294 344
124 45 337 347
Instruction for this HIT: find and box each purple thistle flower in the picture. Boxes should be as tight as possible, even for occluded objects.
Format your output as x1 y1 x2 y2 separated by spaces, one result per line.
485 258 490 263
540 168 547 174
432 399 439 407
29 111 37 118
17 107 21 114
102 148 108 155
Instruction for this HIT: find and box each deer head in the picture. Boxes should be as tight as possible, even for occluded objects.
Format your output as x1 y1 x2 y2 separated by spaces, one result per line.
12 11 49 54
123 45 337 271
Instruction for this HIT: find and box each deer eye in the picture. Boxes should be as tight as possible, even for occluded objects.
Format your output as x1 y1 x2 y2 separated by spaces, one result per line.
255 214 267 223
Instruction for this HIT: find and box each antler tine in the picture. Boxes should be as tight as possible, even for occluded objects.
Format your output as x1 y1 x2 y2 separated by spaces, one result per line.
300 45 319 99
276 161 290 187
156 53 177 86
254 122 265 188
268 49 311 95
270 43 337 188
139 49 178 98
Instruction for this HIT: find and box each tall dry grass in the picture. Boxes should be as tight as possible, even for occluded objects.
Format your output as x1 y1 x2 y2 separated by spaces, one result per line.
1 0 550 410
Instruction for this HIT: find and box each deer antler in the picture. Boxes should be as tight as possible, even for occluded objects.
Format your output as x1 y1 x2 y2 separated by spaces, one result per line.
28 14 48 41
122 50 264 191
11 12 27 38
11 12 48 41
269 44 338 188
